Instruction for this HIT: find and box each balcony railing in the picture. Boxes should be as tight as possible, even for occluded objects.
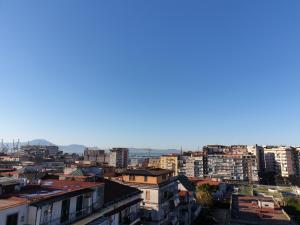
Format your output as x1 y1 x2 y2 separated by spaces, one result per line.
40 206 93 225
121 212 141 225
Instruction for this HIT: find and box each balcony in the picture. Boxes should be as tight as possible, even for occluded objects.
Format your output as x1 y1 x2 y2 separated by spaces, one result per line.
121 212 141 225
40 206 93 225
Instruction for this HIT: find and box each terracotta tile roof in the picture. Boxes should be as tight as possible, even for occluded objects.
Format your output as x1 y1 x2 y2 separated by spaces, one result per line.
40 179 103 191
178 190 188 197
193 178 220 186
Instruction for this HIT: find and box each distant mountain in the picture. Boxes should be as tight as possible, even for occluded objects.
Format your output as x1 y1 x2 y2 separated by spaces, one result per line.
3 139 54 148
2 139 86 154
28 139 54 146
2 139 179 155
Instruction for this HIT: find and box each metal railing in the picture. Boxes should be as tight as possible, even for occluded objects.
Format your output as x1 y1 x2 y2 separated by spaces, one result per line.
40 206 93 225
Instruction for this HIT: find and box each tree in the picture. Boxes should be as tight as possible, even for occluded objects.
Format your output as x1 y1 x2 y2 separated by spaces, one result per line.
196 188 213 208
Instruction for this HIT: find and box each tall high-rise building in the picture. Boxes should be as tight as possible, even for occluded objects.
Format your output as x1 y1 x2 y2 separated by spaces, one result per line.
177 151 205 178
203 145 258 182
109 148 129 168
247 145 265 175
264 146 297 177
84 147 106 163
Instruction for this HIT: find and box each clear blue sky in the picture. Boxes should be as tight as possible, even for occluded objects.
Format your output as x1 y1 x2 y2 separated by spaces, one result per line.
0 1 300 149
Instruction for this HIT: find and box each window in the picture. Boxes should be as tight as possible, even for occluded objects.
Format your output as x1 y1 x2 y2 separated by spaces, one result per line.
144 176 148 182
162 175 166 180
61 199 70 223
146 190 150 201
76 195 83 216
6 213 18 225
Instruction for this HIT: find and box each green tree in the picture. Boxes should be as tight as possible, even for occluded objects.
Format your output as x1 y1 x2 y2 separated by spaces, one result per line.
196 188 213 208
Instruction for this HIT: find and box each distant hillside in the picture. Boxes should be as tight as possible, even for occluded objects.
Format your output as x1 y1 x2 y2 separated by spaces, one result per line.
2 139 178 155
3 139 54 148
3 139 86 154
28 139 54 146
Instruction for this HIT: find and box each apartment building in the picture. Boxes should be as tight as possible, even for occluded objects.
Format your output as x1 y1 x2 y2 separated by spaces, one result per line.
295 147 300 177
109 148 129 168
203 145 258 182
84 148 107 164
177 175 202 225
121 168 180 225
0 178 104 225
148 157 161 168
247 145 265 175
264 146 297 177
20 145 61 159
178 155 188 176
160 155 179 176
75 179 142 225
178 155 204 178
0 174 143 225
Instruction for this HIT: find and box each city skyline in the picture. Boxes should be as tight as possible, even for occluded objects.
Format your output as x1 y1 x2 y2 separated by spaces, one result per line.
1 1 300 149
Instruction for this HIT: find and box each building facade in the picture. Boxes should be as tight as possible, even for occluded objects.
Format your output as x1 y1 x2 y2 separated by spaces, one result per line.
121 169 180 225
84 148 106 164
203 145 258 182
109 148 129 168
160 155 179 176
264 146 297 177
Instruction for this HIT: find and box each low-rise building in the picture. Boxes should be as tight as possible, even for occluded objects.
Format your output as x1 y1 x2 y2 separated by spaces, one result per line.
121 168 180 225
0 179 104 225
177 175 201 225
74 179 143 225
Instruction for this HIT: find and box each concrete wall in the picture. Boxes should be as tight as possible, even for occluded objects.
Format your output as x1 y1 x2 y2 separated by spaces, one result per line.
123 174 172 185
0 204 28 225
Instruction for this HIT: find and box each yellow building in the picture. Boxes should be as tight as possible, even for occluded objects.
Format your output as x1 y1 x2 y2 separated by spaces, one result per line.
148 157 161 168
160 155 179 175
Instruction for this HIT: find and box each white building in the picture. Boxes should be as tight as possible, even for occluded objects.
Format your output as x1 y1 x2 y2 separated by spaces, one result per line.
264 146 296 177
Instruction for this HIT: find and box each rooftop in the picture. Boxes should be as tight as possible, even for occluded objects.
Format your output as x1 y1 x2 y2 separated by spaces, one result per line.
231 195 293 225
123 168 173 176
0 177 23 186
104 179 142 206
0 179 104 210
0 196 27 210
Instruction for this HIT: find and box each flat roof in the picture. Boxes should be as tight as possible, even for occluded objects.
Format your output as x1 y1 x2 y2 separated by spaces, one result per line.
0 196 27 211
231 195 293 225
104 179 141 206
0 179 104 209
123 168 173 176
